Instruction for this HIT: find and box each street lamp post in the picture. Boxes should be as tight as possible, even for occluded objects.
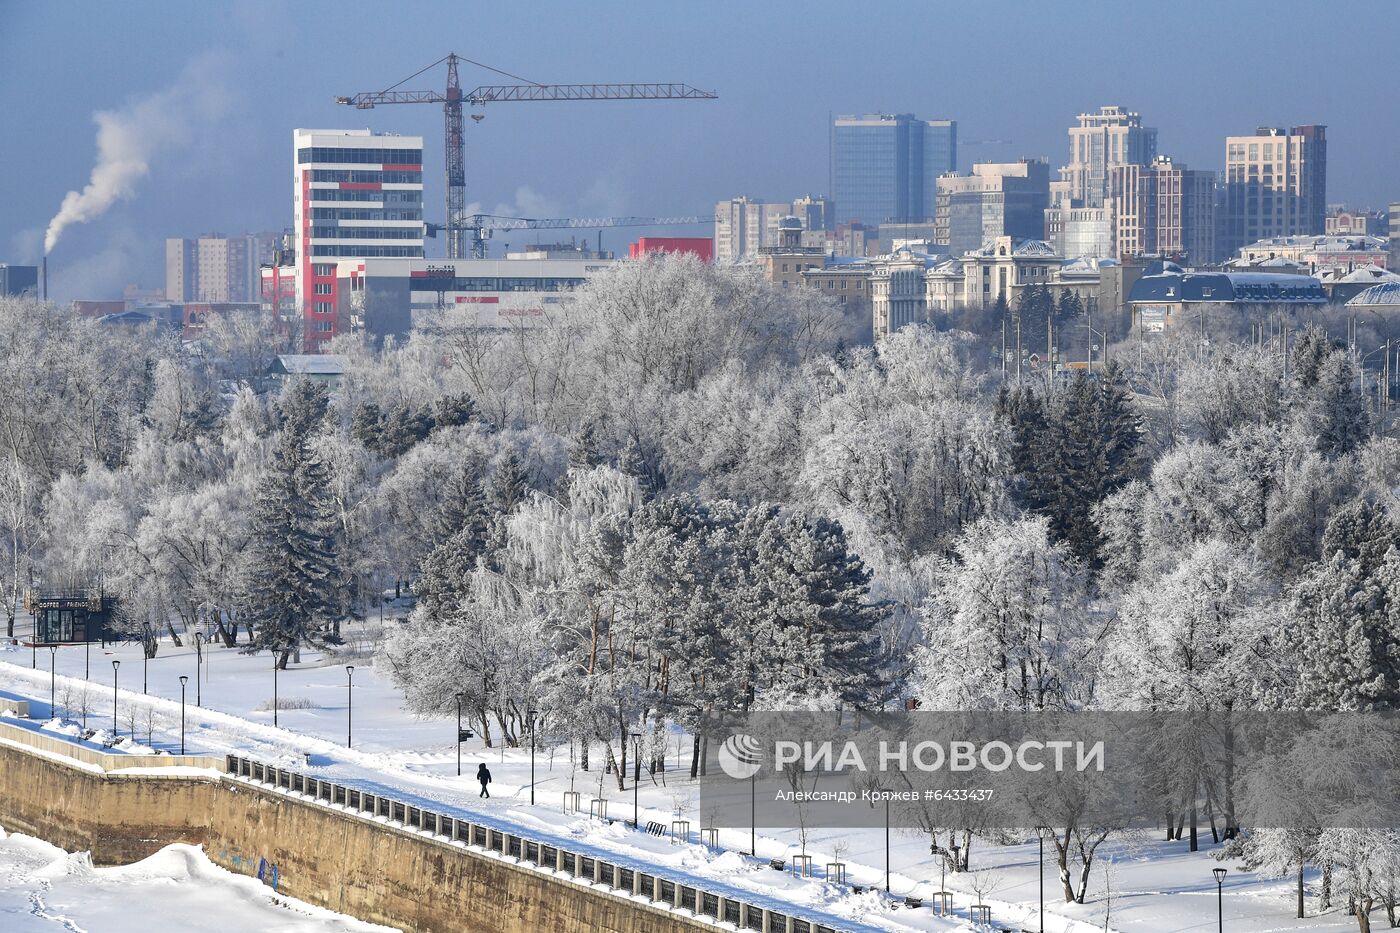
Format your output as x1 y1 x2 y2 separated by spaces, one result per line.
179 675 188 755
884 797 890 893
1040 832 1045 933
750 771 756 857
194 632 203 706
48 646 57 718
455 692 466 776
527 709 537 806
1214 867 1227 933
272 654 279 727
85 638 90 680
142 637 148 694
345 665 354 748
111 660 120 738
630 731 642 828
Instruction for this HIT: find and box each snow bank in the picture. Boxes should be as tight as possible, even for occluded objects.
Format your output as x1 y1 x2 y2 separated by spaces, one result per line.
0 823 400 932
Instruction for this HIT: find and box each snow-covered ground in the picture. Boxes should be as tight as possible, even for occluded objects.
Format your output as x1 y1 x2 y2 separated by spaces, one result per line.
0 826 395 932
0 625 1374 933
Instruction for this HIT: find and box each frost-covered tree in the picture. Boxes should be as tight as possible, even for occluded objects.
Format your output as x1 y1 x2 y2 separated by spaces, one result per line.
918 515 1096 711
242 380 347 667
800 328 1006 556
384 564 547 747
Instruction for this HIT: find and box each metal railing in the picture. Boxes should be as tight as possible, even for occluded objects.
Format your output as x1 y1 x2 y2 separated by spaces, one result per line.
224 754 844 933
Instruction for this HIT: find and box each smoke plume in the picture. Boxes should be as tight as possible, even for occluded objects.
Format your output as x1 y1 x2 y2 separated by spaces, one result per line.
45 56 229 255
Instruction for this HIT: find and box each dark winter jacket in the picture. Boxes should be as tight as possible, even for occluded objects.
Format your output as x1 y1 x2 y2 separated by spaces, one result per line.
476 764 492 785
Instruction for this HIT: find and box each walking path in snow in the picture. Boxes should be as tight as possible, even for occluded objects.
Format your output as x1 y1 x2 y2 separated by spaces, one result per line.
0 633 1374 933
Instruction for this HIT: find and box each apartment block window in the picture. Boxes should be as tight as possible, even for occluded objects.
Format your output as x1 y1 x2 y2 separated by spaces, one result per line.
313 283 332 295
314 302 333 314
312 320 334 332
312 263 336 276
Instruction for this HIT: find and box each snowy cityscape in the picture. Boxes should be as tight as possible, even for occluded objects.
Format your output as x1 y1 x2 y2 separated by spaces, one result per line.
4 2 1400 932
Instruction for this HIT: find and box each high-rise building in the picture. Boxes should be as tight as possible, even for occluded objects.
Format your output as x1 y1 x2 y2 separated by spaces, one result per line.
293 129 425 352
1391 202 1400 271
1045 106 1157 259
0 264 39 297
713 196 833 263
935 160 1050 258
831 113 956 227
165 233 279 303
1110 156 1216 264
714 197 790 263
1220 125 1327 260
1060 106 1158 209
791 195 833 233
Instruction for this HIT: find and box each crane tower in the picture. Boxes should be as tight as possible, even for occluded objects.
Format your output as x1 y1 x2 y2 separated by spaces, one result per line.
337 53 717 259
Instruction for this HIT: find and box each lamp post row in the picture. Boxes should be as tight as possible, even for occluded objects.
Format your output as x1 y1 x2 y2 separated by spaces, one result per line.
38 622 1232 918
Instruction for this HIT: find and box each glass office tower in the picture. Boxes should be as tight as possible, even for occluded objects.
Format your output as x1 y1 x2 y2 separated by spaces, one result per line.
831 114 956 228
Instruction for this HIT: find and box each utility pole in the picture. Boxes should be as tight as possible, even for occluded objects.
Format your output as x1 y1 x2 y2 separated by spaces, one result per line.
1087 306 1093 373
1015 315 1022 383
1001 317 1007 378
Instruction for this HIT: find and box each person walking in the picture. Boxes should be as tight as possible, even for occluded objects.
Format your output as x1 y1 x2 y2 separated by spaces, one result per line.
477 762 492 798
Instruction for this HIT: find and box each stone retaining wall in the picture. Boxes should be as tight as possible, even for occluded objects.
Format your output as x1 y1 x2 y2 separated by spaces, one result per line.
0 740 719 932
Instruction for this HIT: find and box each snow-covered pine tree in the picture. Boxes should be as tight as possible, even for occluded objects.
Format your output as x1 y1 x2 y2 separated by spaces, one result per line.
1093 360 1143 499
242 379 348 668
1288 542 1400 712
428 461 489 551
761 510 888 707
483 451 531 562
996 383 1050 513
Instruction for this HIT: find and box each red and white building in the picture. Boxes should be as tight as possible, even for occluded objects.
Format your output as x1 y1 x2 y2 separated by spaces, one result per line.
293 129 425 352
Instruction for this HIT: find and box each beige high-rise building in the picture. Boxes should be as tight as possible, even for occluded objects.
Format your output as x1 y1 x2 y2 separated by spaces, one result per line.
166 233 279 303
1046 105 1157 258
1110 156 1216 263
1060 105 1158 209
1220 125 1327 259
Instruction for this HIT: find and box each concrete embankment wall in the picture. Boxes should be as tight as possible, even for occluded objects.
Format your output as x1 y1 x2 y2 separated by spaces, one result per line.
0 739 719 932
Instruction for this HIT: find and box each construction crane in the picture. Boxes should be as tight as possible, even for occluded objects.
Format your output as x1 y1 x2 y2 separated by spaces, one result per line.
336 53 717 260
423 213 706 259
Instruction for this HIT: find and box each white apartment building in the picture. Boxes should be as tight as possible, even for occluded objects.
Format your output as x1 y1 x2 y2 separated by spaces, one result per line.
293 129 425 351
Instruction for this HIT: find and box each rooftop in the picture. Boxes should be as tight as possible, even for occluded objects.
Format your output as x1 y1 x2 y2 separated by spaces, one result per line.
1130 271 1327 305
1239 235 1387 253
969 238 1058 259
273 354 348 376
1346 282 1400 308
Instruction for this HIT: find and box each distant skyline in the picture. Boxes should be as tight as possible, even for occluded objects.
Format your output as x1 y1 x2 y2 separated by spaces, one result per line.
2 0 1398 300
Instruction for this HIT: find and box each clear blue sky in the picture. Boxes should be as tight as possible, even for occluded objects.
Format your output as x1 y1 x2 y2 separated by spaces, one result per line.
3 0 1398 299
